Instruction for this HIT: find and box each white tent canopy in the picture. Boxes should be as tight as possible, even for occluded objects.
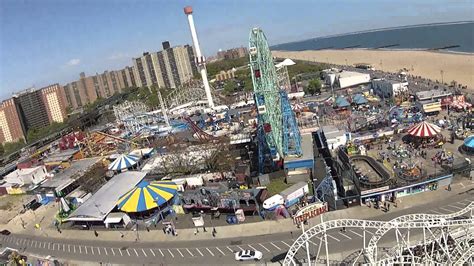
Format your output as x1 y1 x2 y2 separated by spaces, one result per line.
108 154 140 171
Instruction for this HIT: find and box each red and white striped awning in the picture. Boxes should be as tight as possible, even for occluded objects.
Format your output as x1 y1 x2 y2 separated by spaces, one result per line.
407 121 441 137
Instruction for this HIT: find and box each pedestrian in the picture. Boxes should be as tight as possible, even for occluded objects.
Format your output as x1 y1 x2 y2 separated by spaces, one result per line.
94 230 99 237
162 228 166 234
447 184 451 191
387 203 390 211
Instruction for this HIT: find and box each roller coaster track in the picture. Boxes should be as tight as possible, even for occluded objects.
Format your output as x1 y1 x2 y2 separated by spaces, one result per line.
283 202 474 266
182 117 217 141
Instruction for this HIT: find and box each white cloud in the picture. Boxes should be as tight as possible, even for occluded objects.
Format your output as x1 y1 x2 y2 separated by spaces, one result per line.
108 53 129 60
66 58 81 66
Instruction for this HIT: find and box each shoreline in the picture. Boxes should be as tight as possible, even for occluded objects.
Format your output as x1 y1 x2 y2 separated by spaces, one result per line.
272 49 474 89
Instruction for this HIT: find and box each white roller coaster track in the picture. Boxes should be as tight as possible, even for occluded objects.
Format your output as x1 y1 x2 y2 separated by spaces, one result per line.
283 202 474 265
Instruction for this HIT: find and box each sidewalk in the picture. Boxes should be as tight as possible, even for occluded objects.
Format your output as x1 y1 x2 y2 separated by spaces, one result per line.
5 179 473 244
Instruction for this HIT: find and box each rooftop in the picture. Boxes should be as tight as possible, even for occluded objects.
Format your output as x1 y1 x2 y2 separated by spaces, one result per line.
5 166 44 177
66 171 146 222
285 134 314 162
416 89 452 100
41 158 100 190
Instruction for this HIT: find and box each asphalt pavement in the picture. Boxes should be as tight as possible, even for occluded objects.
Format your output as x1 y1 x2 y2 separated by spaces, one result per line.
1 184 472 265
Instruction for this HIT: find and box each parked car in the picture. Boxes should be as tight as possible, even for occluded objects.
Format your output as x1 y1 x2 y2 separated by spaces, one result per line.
0 230 11 235
234 250 263 261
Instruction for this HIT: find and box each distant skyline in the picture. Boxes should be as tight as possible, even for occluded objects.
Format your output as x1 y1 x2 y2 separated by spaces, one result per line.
1 0 473 100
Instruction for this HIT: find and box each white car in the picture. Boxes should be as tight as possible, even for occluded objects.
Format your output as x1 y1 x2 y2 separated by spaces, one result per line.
234 250 263 261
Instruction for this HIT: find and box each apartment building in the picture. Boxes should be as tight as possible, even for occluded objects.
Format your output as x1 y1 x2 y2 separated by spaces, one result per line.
13 88 51 133
63 67 133 109
132 42 197 89
0 98 25 144
217 47 248 60
40 84 67 124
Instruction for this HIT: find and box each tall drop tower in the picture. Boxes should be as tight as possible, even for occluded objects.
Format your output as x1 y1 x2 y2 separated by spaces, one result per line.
183 6 215 108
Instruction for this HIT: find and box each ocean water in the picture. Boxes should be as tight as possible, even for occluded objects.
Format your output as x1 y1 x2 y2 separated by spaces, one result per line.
272 22 474 53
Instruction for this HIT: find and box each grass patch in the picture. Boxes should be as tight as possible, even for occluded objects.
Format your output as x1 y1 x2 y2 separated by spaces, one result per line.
266 178 294 196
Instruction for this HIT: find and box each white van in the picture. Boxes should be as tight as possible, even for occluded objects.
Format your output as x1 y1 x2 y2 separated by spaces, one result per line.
263 194 284 211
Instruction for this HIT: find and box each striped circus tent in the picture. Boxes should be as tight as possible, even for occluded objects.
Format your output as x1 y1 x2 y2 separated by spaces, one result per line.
407 121 441 137
108 154 140 171
116 181 178 213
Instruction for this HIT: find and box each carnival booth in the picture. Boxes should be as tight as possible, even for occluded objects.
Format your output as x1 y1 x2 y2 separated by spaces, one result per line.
460 135 474 155
108 154 140 172
116 181 178 220
404 121 443 147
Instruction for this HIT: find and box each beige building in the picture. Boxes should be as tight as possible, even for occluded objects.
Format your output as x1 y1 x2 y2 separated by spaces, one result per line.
216 69 236 81
0 98 25 144
40 84 67 123
217 47 248 60
132 42 196 89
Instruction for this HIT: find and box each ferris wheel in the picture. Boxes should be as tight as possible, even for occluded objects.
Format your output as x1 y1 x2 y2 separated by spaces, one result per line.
249 28 302 173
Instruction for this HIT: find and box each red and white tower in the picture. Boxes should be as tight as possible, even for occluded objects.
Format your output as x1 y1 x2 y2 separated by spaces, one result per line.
184 6 215 108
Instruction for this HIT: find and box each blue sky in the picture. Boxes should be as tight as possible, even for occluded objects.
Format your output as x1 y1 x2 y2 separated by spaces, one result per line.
0 0 473 100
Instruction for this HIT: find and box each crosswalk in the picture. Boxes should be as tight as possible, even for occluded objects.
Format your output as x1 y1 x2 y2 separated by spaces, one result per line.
0 199 472 261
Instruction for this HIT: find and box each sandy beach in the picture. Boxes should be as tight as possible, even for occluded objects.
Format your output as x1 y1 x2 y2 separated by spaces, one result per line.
273 50 474 89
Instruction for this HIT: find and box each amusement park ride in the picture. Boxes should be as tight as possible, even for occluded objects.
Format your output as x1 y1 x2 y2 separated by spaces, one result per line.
249 28 302 173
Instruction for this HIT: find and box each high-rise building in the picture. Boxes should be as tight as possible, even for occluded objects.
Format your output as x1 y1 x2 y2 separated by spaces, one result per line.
132 42 197 89
0 99 25 144
13 88 50 134
40 84 67 124
217 47 248 60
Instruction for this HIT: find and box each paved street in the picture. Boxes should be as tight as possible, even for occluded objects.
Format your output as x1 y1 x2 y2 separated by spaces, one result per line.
1 182 472 265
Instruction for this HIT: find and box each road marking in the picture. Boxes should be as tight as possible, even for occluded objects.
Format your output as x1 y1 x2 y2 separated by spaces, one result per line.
111 248 115 256
176 249 184 257
349 229 363 237
118 248 123 256
270 242 281 250
149 249 156 257
365 230 374 236
308 239 319 246
237 246 245 251
430 210 444 214
133 248 139 257
327 234 340 242
91 246 94 255
195 248 204 256
452 202 467 207
248 244 256 250
74 245 76 253
126 249 130 256
447 204 463 210
206 247 214 256
167 249 174 258
48 242 51 250
439 207 454 213
460 182 465 188
158 249 164 257
103 247 107 256
63 244 65 251
79 245 82 254
216 247 225 256
43 242 47 249
142 249 147 257
281 241 291 247
185 248 193 256
339 232 352 240
97 247 100 255
226 246 233 253
258 243 270 252
26 240 31 246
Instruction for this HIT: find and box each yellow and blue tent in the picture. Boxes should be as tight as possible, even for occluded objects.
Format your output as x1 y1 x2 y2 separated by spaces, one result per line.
116 181 178 213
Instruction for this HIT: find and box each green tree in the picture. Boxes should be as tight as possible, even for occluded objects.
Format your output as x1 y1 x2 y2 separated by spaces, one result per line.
206 57 249 77
305 79 322 95
223 80 237 95
3 139 26 155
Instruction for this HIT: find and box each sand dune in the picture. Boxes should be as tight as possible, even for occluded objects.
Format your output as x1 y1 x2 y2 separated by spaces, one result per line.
273 50 474 89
